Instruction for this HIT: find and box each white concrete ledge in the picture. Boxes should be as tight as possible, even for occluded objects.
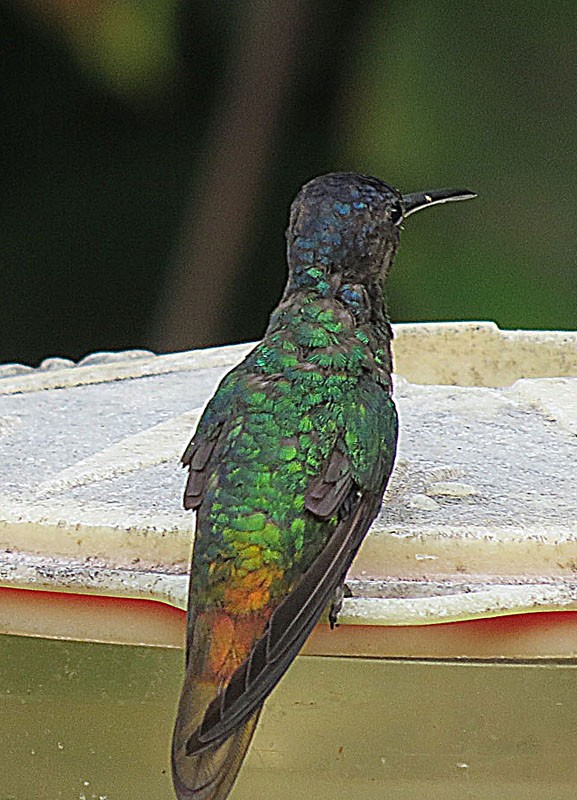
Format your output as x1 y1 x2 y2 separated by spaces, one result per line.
0 322 576 629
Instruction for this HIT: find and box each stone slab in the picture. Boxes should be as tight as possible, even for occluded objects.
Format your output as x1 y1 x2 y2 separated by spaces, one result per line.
0 323 576 625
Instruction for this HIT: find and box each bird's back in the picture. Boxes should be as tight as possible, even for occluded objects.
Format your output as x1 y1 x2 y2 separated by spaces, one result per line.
172 295 398 799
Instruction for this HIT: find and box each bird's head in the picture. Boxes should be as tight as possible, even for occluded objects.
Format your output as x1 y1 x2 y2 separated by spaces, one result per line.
285 172 475 295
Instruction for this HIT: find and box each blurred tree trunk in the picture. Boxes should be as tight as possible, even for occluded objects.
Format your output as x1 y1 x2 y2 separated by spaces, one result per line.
150 0 374 352
150 0 312 351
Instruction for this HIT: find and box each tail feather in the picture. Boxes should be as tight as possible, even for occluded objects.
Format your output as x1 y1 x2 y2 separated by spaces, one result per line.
172 700 260 800
172 610 267 800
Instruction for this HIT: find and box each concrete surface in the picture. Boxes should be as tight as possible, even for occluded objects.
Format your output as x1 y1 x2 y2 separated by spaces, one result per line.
0 322 576 626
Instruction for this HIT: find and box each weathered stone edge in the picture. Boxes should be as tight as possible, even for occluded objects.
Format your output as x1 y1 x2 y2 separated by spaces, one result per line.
2 322 576 395
2 549 577 626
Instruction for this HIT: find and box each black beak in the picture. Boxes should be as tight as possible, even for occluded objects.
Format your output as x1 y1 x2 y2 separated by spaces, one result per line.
402 188 476 219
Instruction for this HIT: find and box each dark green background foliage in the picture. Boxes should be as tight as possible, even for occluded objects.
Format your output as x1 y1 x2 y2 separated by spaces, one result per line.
1 1 575 365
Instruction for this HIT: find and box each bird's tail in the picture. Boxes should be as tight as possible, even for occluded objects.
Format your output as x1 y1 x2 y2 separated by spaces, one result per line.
171 610 266 800
172 685 260 800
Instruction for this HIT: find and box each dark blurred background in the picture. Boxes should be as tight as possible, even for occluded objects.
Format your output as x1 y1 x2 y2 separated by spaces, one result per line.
1 0 576 366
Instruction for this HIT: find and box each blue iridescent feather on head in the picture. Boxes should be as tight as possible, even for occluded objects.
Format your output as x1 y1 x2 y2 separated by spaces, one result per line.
285 173 404 294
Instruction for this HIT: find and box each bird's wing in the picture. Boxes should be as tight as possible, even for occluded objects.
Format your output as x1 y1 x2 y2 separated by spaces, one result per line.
181 372 243 510
186 382 398 755
182 428 224 510
305 445 354 518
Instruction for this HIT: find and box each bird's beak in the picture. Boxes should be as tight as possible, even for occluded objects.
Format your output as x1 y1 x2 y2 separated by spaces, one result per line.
402 188 477 219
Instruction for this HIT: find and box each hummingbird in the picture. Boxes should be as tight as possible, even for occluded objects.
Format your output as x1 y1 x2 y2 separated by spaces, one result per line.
171 172 475 800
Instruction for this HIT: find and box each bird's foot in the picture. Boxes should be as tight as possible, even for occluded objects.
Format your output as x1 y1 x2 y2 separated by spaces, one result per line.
329 582 352 629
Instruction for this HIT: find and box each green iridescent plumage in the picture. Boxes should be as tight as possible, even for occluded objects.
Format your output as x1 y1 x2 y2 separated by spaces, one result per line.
171 172 475 800
185 297 397 611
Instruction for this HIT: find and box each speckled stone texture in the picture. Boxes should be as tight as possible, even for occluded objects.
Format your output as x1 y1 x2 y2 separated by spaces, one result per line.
0 323 576 624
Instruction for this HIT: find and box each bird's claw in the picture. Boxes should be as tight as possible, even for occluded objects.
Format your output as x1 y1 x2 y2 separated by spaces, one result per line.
329 582 352 629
